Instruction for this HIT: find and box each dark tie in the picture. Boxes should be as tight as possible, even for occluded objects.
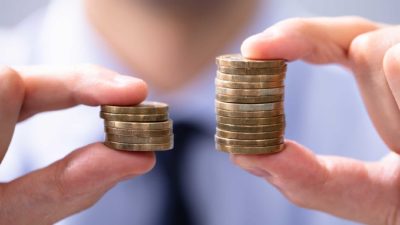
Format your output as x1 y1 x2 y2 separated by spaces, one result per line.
155 120 209 225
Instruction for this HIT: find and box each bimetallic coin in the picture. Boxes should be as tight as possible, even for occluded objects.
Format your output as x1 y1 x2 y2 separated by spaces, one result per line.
216 128 284 140
105 120 172 130
105 141 173 151
216 87 284 96
216 115 285 125
216 94 284 104
216 54 286 68
100 112 168 122
106 134 173 144
215 135 283 147
101 101 168 114
215 100 283 111
105 127 172 137
216 143 285 154
215 78 284 89
217 122 285 133
218 66 286 75
217 71 285 82
216 108 284 118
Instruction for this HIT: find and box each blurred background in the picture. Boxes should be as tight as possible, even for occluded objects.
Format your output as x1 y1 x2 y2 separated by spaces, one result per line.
0 0 399 27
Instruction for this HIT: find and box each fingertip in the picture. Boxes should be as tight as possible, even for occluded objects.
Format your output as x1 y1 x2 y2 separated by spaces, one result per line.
241 33 266 59
106 74 148 105
0 66 25 100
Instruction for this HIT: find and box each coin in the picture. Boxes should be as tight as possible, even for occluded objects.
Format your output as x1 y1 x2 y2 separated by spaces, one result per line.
215 135 283 146
105 127 172 137
216 143 285 154
100 112 168 122
216 128 283 140
216 115 284 125
105 141 173 151
217 122 285 133
216 54 286 68
217 71 285 82
216 94 284 104
105 120 172 130
218 66 286 75
215 78 284 89
216 108 284 118
101 101 168 114
216 87 284 96
215 100 283 111
106 134 173 144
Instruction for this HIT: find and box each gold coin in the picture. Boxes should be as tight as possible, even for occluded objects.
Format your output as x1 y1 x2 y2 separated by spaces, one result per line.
217 122 285 133
215 78 284 89
215 100 283 111
216 143 285 154
104 141 173 151
100 112 168 122
216 54 286 68
105 127 172 137
217 71 285 82
216 94 284 104
105 120 172 130
216 87 284 96
218 66 286 75
106 134 173 144
216 115 285 125
101 101 168 114
215 135 283 147
216 128 284 140
216 108 284 118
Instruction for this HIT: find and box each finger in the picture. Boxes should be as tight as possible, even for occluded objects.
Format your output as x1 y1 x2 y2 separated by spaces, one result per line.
384 43 400 110
231 141 398 225
241 16 381 65
0 67 25 163
241 18 400 151
348 27 400 152
0 143 155 225
14 64 148 120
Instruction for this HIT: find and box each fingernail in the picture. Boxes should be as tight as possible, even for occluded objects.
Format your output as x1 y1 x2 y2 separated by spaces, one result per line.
113 75 143 86
241 30 275 58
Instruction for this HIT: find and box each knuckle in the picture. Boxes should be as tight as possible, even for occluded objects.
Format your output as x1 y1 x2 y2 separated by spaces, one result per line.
349 32 382 73
50 161 72 202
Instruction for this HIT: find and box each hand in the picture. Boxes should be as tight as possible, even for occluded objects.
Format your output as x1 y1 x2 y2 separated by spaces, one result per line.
232 17 400 225
0 65 155 225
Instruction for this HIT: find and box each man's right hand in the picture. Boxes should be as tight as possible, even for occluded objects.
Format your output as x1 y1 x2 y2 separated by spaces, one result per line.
0 65 155 225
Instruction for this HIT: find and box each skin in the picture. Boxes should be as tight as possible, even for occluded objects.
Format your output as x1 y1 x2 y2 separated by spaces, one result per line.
1 1 400 224
232 17 400 225
0 65 155 224
84 0 258 91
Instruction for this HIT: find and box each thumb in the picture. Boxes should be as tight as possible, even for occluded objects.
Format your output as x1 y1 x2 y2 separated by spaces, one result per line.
231 140 395 225
0 143 155 225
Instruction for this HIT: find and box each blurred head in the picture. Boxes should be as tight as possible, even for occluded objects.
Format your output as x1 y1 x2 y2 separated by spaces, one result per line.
85 0 259 92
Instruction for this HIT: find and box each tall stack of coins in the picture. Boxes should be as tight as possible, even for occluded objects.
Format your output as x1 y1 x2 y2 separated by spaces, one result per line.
101 102 174 151
215 54 286 154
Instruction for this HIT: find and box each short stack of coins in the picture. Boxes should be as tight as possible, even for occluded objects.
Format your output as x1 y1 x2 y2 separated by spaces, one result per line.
215 54 286 154
101 101 173 151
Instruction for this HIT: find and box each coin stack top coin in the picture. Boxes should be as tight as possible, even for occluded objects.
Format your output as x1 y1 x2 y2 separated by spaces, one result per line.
101 101 173 151
215 54 286 154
